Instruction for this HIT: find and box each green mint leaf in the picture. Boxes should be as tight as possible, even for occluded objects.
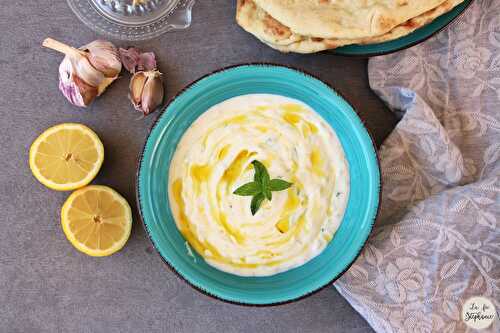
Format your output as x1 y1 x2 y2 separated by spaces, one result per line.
233 181 262 196
252 160 265 183
235 160 293 214
263 186 272 201
262 165 270 184
269 179 293 191
260 165 271 200
251 193 265 215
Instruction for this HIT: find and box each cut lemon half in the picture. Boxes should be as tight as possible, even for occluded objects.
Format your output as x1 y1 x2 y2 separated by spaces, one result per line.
61 185 132 257
29 123 104 191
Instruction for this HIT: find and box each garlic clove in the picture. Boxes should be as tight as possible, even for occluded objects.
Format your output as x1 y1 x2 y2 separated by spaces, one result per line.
82 40 122 78
138 52 157 72
119 47 140 74
119 47 157 74
128 70 164 115
72 55 105 88
141 71 164 115
129 72 147 107
71 75 99 106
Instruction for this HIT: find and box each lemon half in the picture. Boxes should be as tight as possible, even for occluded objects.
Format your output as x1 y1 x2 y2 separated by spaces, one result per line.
29 123 104 191
61 185 132 257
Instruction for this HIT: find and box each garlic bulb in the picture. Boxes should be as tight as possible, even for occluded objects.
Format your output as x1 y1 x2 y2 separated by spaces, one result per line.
42 38 122 107
129 70 164 115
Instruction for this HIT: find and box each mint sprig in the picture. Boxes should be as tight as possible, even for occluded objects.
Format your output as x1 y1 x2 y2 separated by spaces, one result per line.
233 160 293 215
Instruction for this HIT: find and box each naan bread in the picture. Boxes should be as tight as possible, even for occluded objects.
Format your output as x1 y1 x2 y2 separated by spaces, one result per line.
253 0 448 39
237 0 302 46
237 0 465 53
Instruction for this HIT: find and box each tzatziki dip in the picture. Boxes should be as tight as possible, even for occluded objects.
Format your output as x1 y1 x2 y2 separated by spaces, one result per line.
168 94 349 276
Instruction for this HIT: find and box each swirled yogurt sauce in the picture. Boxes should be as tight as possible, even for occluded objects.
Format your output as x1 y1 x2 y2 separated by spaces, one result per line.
168 94 349 276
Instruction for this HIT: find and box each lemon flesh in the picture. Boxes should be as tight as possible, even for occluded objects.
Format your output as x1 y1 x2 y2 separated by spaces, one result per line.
29 123 104 191
61 185 132 257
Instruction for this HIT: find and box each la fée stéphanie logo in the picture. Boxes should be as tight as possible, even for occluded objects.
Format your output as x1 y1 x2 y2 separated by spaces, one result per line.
462 296 497 330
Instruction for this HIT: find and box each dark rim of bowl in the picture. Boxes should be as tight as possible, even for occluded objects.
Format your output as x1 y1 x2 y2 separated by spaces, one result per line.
135 63 383 307
332 0 474 57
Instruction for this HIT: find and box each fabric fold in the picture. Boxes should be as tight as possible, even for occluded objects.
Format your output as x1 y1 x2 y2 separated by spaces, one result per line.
335 1 500 332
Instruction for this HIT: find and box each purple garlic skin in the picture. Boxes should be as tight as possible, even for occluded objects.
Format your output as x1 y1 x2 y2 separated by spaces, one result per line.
119 47 157 74
129 70 164 115
58 56 98 107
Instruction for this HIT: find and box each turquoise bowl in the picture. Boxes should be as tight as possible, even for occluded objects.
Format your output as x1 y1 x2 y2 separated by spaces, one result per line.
334 0 473 56
137 64 380 305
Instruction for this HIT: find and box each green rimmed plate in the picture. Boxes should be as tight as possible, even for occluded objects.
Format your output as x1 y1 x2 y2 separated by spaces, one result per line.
137 64 380 305
334 0 474 56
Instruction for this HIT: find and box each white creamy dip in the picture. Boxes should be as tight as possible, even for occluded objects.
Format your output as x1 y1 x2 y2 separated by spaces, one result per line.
168 94 349 276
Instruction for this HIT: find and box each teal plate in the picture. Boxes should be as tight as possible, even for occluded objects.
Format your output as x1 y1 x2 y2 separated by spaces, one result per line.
334 0 473 56
137 64 381 305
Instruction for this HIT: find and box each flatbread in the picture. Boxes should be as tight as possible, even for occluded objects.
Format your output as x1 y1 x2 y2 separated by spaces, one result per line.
253 0 448 39
237 0 465 54
237 0 302 46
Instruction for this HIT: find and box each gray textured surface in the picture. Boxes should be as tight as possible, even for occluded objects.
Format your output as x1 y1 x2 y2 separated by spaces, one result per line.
0 1 396 332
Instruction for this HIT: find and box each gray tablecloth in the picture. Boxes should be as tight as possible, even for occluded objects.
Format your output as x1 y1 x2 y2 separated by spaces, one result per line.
1 1 384 332
335 1 500 332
